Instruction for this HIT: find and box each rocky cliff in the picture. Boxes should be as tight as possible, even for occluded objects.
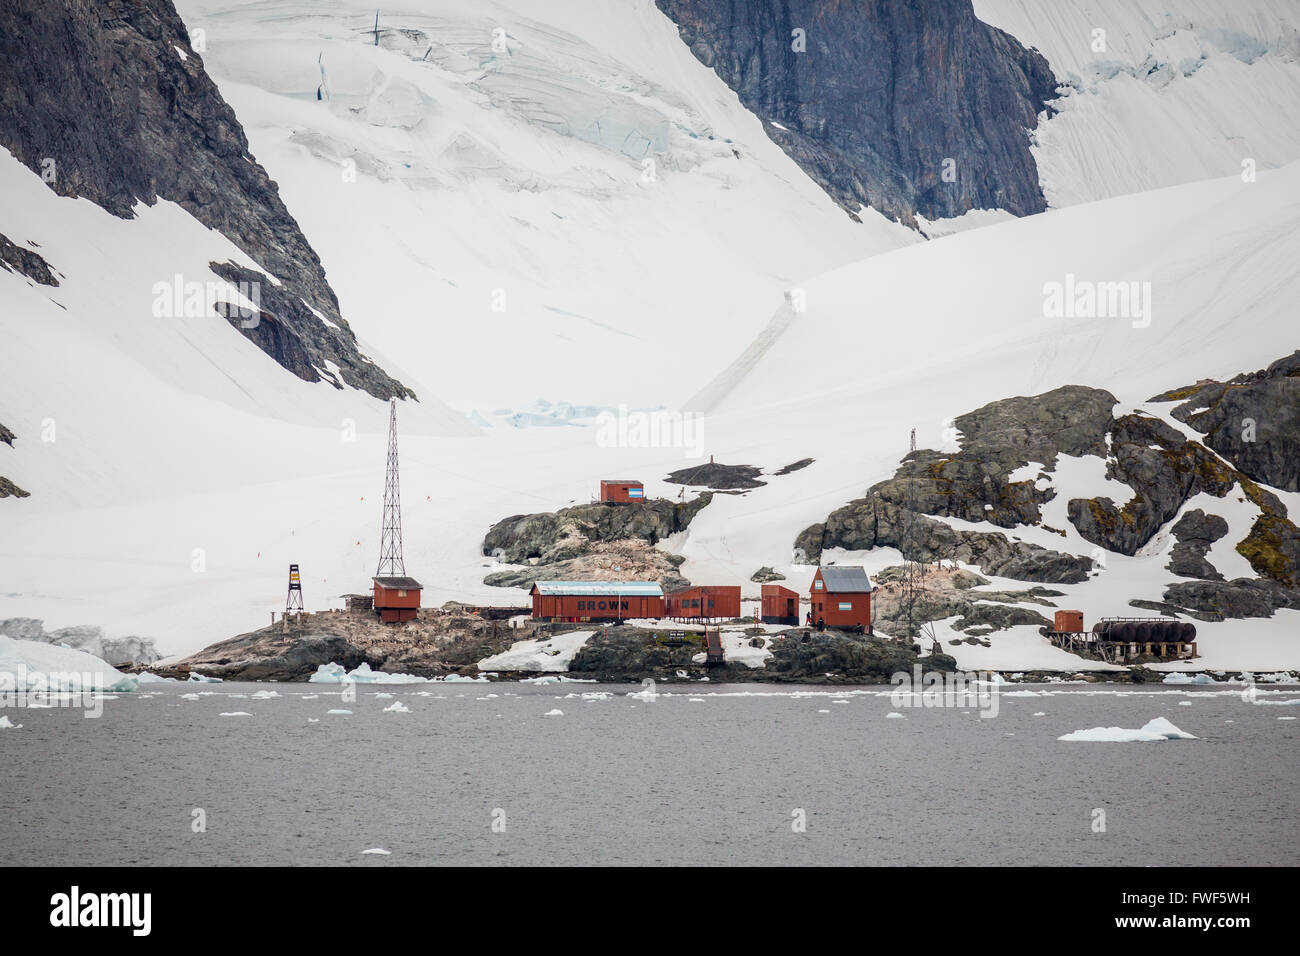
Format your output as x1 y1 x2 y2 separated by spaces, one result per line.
0 0 410 399
654 0 1057 225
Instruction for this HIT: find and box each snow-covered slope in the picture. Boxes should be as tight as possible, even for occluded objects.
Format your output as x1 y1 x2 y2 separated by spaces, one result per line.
174 0 915 410
975 0 1300 207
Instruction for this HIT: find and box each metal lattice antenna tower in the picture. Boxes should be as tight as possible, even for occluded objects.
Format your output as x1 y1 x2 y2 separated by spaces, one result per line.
376 399 405 577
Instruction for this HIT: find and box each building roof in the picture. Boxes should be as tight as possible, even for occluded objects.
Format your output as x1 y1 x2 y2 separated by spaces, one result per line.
373 576 423 590
532 581 663 596
815 566 872 593
601 479 644 485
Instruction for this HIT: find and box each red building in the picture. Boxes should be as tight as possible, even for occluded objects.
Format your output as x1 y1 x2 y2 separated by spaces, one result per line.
530 581 664 621
760 584 800 625
372 575 422 623
809 566 872 633
665 585 741 621
600 479 645 503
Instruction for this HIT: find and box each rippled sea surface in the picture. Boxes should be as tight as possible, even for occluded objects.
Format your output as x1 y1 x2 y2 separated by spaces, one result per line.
2 680 1297 866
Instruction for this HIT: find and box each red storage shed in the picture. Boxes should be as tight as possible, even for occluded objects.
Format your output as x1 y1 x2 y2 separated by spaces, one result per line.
372 575 422 623
665 585 741 621
600 480 645 503
530 581 664 621
760 584 799 625
809 566 872 633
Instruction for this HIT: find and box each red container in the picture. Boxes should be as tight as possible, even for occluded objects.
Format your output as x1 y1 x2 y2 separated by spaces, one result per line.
1054 610 1084 633
600 480 645 503
760 585 799 625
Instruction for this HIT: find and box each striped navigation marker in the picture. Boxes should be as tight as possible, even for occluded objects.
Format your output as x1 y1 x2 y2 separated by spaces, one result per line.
285 563 304 614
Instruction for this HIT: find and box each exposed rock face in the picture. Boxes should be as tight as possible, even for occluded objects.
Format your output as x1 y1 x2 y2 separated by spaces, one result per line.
763 631 956 682
750 566 786 583
482 540 690 592
1166 510 1229 580
797 387 1114 583
1067 413 1240 556
1155 351 1300 493
565 623 952 683
654 0 1057 225
0 421 25 498
665 462 765 490
173 606 525 680
0 234 59 286
482 495 711 589
0 0 410 400
0 476 28 498
1159 578 1300 622
869 565 1058 639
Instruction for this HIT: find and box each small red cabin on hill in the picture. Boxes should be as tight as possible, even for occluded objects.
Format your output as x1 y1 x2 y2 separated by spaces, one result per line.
666 585 741 621
809 566 871 633
600 480 645 503
530 581 664 621
760 584 799 625
373 576 422 623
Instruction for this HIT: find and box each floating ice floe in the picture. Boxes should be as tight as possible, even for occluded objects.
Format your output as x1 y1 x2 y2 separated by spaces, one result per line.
187 672 222 683
251 690 280 699
0 715 23 729
1162 672 1214 685
361 848 391 856
543 708 563 716
326 708 352 715
180 693 200 700
219 711 251 717
1033 711 1047 717
886 712 905 719
308 662 428 684
383 701 410 713
1058 717 1196 742
136 671 177 683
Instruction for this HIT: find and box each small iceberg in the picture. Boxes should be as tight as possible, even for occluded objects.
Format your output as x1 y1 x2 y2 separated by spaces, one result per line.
309 662 428 684
383 701 410 713
361 848 391 856
326 708 352 715
1162 672 1213 685
1059 717 1196 742
0 715 23 729
543 708 563 716
219 711 252 717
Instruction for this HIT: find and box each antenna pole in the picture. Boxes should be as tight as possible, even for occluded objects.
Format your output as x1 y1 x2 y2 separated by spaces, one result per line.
376 399 406 576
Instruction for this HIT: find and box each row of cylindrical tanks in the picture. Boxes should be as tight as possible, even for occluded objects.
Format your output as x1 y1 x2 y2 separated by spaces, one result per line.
1092 619 1197 643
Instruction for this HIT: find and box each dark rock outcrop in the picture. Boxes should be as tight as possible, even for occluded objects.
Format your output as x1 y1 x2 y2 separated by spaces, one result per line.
1159 578 1300 622
665 461 765 490
1154 351 1300 493
1066 413 1240 556
796 387 1114 583
750 566 786 583
762 630 956 682
0 234 59 286
484 495 712 563
0 0 410 399
654 0 1057 225
1166 509 1229 580
482 495 712 590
